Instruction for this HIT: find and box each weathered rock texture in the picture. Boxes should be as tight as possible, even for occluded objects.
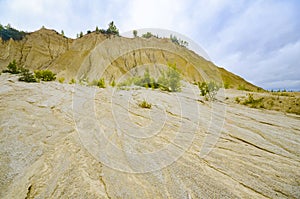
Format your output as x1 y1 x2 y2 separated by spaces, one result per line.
0 73 299 198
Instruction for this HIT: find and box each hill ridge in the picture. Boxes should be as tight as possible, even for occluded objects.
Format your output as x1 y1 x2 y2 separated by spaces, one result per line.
0 28 260 90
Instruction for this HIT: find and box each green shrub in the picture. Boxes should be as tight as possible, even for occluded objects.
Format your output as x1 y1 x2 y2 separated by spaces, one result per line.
118 64 181 92
157 64 181 92
69 78 76 84
58 77 65 83
3 61 39 83
142 32 155 39
170 34 188 47
138 100 152 109
133 30 138 37
242 93 264 108
157 72 169 91
106 21 119 35
142 68 151 87
2 60 21 74
97 78 106 88
242 93 254 105
235 97 240 103
34 70 56 81
19 68 37 82
110 80 116 87
198 81 219 100
167 64 181 92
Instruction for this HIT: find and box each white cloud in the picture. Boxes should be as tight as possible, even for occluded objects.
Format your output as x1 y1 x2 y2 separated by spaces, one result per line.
201 0 300 90
119 0 188 32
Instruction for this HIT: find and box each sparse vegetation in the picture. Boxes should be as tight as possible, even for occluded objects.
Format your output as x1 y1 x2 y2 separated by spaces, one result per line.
69 78 76 84
2 60 21 74
170 34 188 47
2 60 56 83
58 77 65 83
133 30 138 37
234 92 300 115
106 21 119 35
79 77 89 85
158 63 181 92
97 21 119 36
142 32 158 39
118 63 181 92
138 99 152 109
97 78 106 88
238 84 251 91
0 23 26 41
198 81 220 100
34 70 56 81
110 79 116 87
242 93 264 108
18 68 37 83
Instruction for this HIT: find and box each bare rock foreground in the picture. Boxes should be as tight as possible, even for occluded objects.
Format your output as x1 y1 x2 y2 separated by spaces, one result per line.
0 74 299 198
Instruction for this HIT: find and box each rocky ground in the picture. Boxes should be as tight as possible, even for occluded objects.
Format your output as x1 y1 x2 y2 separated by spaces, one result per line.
0 73 299 198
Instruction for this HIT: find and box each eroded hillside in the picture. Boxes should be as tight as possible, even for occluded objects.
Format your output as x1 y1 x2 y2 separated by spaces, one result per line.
0 28 259 90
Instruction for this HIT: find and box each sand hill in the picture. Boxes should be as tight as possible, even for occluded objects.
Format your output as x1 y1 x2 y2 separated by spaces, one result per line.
0 28 258 91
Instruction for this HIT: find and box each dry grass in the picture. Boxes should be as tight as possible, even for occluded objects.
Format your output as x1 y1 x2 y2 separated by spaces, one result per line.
138 100 152 109
234 91 300 115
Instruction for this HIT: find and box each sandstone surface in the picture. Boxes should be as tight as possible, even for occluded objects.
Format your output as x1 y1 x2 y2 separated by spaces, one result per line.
0 73 299 198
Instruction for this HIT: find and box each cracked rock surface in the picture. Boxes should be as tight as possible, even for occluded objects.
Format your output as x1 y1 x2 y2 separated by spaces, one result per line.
0 74 299 198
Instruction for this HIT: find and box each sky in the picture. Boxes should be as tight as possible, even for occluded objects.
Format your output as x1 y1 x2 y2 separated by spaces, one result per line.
0 0 299 90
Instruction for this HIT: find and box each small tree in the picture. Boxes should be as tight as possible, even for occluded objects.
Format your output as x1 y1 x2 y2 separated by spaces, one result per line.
170 34 188 47
198 81 219 101
133 30 138 37
106 21 119 35
157 63 181 92
19 68 37 82
79 31 83 38
61 30 64 36
3 60 20 74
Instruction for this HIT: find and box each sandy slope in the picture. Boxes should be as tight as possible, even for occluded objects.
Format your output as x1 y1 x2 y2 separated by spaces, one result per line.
0 73 299 198
0 29 259 91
